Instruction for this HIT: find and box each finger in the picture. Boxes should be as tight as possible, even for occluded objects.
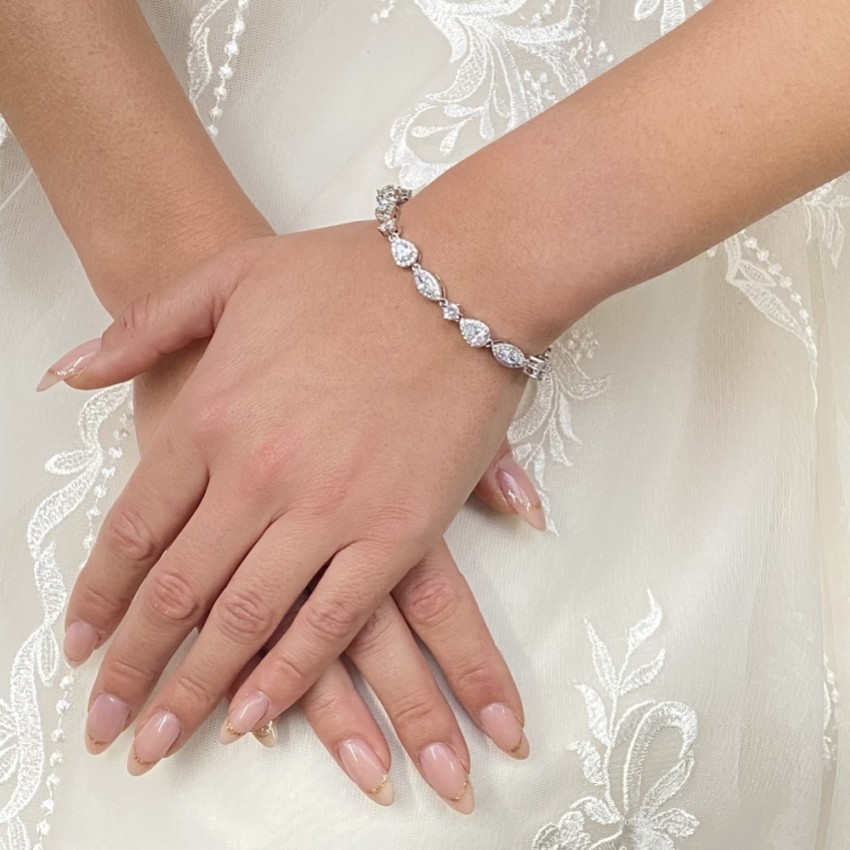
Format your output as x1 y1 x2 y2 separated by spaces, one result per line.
346 597 474 814
225 654 279 749
394 540 529 760
300 660 394 806
63 421 208 667
83 486 263 754
36 241 260 392
222 539 419 741
473 439 546 531
124 521 336 775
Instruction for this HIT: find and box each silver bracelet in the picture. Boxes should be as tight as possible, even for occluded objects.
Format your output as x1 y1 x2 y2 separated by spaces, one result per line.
374 185 552 381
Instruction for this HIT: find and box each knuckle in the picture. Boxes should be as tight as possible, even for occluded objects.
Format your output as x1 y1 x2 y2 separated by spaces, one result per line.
370 505 432 551
144 567 201 625
348 604 394 655
263 650 310 693
302 684 348 721
302 597 358 645
214 588 276 645
103 652 158 692
401 571 461 630
102 505 158 565
188 393 230 444
245 433 299 493
389 691 434 731
452 652 500 696
119 291 154 335
171 667 219 710
73 580 128 628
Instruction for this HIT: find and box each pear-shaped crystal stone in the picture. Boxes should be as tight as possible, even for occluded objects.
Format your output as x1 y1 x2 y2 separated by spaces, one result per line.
391 238 419 267
459 318 491 348
413 267 443 301
491 342 525 368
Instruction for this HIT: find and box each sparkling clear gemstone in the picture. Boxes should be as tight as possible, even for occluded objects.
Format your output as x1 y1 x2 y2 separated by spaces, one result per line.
413 267 443 301
459 318 491 348
378 219 398 235
491 342 525 368
391 238 418 267
442 302 461 321
374 202 395 222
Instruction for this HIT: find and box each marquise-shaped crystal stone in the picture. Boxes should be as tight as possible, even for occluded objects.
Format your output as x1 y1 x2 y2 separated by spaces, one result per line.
413 267 443 301
459 318 491 348
442 301 461 321
391 238 419 267
491 342 525 369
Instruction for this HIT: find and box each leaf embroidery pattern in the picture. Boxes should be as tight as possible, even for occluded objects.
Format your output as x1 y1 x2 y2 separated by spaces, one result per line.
0 386 131 850
187 0 251 138
709 230 818 393
382 0 615 190
508 326 611 534
629 0 703 35
803 178 850 268
533 591 700 850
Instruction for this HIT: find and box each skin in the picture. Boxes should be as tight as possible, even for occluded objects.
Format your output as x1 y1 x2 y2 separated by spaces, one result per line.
4 0 850 808
0 0 535 811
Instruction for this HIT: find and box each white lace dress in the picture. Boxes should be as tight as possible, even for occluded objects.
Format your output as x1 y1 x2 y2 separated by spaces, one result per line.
0 2 847 848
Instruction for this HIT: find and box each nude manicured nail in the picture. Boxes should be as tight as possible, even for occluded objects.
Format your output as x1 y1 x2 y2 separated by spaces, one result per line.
36 338 101 392
63 620 99 666
86 693 130 753
480 703 529 759
419 743 474 814
338 738 394 806
495 456 546 531
252 720 279 749
128 711 181 776
220 692 270 744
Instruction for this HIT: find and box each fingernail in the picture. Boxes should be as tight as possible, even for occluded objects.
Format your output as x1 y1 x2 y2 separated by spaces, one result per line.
127 711 181 776
495 456 546 531
419 743 474 814
86 693 130 753
63 620 100 667
251 720 279 749
337 738 394 807
480 703 529 759
36 338 101 391
220 692 271 744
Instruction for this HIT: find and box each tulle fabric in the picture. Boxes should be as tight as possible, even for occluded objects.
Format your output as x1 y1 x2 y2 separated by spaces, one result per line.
0 2 847 848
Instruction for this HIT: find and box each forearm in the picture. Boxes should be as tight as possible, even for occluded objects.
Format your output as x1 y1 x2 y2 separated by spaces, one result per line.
0 1 269 315
408 0 850 349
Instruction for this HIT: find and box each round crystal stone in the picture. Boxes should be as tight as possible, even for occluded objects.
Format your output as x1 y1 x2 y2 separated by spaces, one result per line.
459 318 491 348
413 267 443 301
491 342 525 368
441 301 461 321
391 238 419 267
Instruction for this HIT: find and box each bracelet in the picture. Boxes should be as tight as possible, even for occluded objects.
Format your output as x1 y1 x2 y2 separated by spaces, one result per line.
374 185 552 381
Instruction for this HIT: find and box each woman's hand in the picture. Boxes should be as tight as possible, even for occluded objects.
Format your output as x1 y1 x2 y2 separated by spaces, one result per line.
52 217 547 790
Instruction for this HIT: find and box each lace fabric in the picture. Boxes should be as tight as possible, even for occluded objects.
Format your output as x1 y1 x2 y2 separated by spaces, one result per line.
0 1 847 848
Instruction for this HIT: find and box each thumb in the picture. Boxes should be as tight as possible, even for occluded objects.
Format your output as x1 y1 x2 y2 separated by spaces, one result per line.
473 439 546 531
35 244 253 392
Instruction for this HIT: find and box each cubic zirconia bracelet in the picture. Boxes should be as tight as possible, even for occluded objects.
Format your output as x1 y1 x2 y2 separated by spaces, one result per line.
374 185 552 381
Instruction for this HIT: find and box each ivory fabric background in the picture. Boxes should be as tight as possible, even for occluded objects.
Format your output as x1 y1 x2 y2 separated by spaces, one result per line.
0 1 848 848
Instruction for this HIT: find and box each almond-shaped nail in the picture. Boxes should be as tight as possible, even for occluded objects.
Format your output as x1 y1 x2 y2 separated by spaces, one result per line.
220 691 271 744
338 738 394 806
252 720 279 749
63 620 100 667
127 711 181 776
86 693 130 753
480 703 529 759
419 743 474 814
36 338 101 392
495 456 546 531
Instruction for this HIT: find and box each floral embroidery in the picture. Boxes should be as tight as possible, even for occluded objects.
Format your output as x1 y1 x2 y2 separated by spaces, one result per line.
383 0 614 190
508 326 610 533
630 0 703 35
0 387 131 849
187 0 251 138
803 178 850 268
533 591 700 850
709 230 818 392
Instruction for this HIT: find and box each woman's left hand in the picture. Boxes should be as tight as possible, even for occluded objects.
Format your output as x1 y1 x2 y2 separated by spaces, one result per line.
49 215 550 770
